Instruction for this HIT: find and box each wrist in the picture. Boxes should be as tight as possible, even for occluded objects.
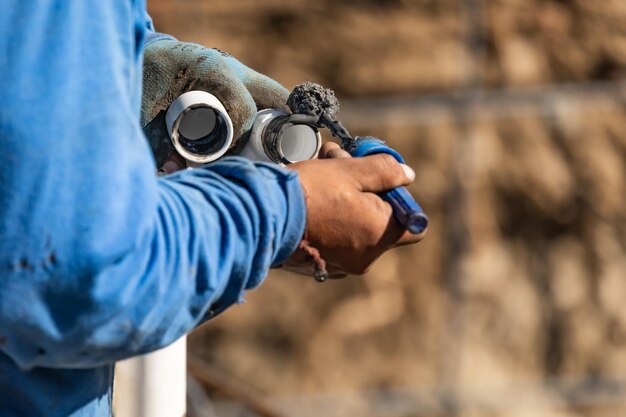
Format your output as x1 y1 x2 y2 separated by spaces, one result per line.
144 31 175 48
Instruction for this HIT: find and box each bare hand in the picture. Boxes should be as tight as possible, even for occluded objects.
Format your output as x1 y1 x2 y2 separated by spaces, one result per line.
285 142 426 277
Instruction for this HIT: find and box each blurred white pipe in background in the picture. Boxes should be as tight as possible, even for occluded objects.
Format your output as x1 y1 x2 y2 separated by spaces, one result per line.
113 337 187 417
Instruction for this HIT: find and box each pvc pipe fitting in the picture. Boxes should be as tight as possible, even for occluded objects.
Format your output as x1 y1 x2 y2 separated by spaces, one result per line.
240 109 321 165
165 91 234 164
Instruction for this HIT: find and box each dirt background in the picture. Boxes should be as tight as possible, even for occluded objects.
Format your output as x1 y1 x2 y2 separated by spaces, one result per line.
148 1 626 416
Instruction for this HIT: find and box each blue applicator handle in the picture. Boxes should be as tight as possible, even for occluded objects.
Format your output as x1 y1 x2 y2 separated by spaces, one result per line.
350 137 429 235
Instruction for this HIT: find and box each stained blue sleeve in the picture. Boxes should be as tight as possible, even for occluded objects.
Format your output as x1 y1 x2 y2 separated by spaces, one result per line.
0 1 305 370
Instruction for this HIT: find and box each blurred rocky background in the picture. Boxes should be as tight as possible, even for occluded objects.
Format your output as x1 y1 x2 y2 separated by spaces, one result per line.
148 1 626 416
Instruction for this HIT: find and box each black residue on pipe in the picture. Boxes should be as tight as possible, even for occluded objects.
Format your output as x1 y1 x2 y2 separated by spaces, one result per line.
287 82 355 150
287 82 340 118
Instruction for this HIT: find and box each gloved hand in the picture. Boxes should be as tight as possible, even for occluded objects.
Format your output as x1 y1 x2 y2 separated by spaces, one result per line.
141 39 289 169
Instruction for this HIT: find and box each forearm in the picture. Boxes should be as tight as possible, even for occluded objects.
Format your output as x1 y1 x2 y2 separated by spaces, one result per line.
1 163 302 370
0 1 304 370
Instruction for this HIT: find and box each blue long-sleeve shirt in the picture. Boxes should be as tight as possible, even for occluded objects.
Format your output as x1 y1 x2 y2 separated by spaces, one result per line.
0 1 306 416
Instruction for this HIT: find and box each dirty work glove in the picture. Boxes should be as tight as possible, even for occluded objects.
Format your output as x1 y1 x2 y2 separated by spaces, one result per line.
141 38 289 168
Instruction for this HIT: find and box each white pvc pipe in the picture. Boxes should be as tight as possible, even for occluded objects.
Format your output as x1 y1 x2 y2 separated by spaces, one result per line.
165 90 234 164
113 337 187 417
239 108 321 165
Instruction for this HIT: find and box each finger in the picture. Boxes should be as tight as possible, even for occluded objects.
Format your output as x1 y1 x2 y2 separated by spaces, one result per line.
362 191 426 248
157 151 186 176
395 227 427 246
377 207 426 249
245 74 289 112
231 60 290 111
319 142 351 159
349 154 415 193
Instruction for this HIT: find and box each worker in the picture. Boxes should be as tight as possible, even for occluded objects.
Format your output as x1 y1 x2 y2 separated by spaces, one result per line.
0 2 425 416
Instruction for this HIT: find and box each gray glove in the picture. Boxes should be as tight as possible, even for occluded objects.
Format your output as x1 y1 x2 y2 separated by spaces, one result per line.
141 39 289 167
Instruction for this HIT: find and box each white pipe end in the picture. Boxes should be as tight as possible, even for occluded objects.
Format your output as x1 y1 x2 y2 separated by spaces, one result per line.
165 91 234 164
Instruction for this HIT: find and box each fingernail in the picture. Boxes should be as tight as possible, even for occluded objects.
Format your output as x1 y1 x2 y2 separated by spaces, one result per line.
401 164 415 181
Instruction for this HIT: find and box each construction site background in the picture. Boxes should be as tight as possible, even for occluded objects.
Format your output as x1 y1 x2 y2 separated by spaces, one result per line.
149 1 626 416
